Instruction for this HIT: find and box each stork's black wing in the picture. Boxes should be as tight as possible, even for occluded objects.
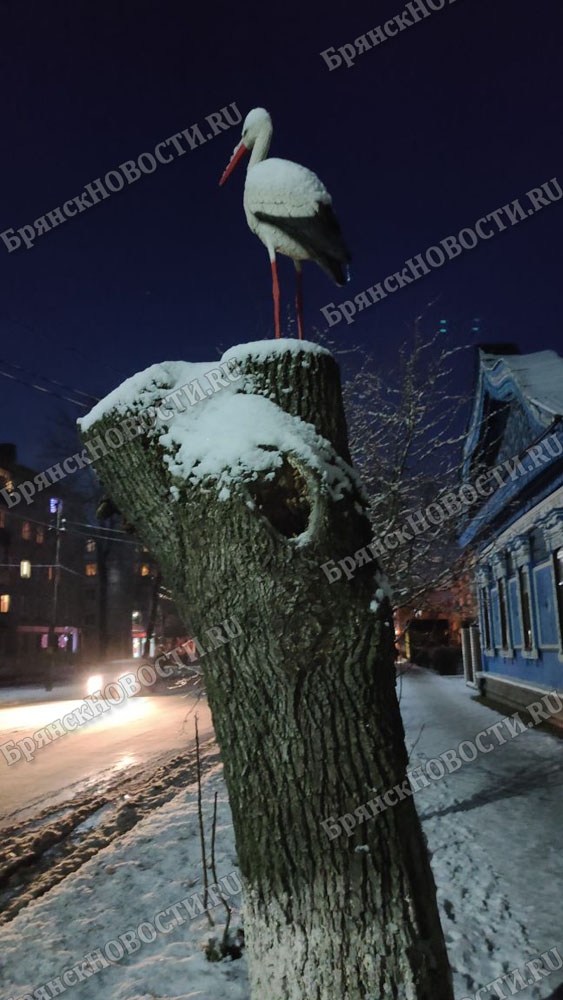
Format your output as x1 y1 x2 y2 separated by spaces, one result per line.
255 202 351 287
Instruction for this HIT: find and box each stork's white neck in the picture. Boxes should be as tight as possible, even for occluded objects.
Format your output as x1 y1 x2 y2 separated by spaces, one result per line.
248 122 273 169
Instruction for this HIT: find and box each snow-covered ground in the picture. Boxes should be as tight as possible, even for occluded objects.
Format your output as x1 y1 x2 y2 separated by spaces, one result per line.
399 667 563 1000
1 667 562 1000
0 763 246 1000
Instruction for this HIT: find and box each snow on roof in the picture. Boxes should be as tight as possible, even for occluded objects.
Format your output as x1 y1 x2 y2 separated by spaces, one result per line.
481 349 563 422
79 343 356 506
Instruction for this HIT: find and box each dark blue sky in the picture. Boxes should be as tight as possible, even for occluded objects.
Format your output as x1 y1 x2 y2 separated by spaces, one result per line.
1 0 562 467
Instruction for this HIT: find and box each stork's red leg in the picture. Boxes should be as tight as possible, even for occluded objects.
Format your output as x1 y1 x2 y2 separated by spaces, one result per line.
295 262 304 340
271 257 281 339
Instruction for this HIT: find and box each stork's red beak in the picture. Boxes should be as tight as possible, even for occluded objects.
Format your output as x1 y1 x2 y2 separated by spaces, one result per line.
219 142 249 186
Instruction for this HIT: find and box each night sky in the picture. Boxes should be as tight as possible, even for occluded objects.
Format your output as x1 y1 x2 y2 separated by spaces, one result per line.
1 0 562 468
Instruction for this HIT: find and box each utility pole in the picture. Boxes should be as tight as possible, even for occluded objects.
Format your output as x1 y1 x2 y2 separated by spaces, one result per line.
46 499 64 690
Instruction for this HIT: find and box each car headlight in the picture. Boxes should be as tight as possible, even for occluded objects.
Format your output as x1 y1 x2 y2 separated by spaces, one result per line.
86 674 104 696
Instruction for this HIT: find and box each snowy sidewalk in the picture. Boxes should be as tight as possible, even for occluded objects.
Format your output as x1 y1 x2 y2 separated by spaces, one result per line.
1 668 562 1000
399 667 563 1000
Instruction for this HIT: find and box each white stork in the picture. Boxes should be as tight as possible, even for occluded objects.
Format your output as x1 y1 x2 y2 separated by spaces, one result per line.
219 107 350 340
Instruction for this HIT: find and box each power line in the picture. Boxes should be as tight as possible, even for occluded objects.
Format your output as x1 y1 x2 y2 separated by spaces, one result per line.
0 563 84 576
0 311 129 382
65 518 130 535
67 523 141 546
2 508 142 547
0 367 91 409
0 357 99 404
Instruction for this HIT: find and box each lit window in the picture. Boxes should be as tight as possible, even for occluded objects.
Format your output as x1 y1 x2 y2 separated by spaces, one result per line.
21 522 32 540
85 563 97 577
0 595 10 613
0 470 14 493
140 564 150 577
20 560 31 579
36 526 44 544
0 511 4 528
86 539 96 553
48 567 53 581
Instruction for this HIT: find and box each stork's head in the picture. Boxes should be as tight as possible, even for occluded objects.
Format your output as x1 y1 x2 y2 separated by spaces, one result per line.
219 108 272 186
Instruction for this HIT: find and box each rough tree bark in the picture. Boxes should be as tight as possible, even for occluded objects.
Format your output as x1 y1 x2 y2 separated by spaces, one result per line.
79 342 453 1000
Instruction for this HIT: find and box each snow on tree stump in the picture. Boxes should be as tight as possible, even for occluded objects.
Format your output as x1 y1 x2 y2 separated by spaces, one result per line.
79 340 453 1000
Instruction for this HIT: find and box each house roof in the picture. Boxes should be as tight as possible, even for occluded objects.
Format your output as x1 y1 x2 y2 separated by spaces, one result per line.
463 348 563 467
479 350 563 423
459 347 563 549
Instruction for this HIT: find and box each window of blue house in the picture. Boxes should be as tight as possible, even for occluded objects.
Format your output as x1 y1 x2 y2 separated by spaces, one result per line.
491 588 502 648
519 568 534 651
554 548 563 643
533 562 560 648
508 577 522 648
481 587 492 649
498 578 509 649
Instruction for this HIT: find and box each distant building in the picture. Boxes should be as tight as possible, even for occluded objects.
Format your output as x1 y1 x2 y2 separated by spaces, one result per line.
0 443 174 683
0 444 87 681
395 561 477 673
459 348 563 721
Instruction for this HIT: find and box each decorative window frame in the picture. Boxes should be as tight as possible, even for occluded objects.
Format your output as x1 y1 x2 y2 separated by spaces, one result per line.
531 558 560 651
510 536 539 659
491 552 514 658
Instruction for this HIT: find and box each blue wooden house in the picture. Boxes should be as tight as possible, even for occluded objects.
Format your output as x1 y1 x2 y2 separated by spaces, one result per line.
459 347 563 716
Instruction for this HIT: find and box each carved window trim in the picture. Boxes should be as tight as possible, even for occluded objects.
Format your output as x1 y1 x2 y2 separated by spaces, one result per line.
490 552 514 657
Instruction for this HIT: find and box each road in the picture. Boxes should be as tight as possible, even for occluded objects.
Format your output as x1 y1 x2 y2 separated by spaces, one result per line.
0 689 214 828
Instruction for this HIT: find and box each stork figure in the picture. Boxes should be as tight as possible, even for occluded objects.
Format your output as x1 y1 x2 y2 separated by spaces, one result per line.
219 107 351 340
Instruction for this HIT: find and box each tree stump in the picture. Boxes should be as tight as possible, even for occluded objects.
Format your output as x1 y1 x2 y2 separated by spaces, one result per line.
79 340 453 1000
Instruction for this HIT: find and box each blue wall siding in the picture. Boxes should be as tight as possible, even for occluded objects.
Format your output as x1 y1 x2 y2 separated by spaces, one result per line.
481 647 562 691
481 558 562 691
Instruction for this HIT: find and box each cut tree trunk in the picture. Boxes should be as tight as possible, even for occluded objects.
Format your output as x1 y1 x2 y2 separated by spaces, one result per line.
79 342 453 1000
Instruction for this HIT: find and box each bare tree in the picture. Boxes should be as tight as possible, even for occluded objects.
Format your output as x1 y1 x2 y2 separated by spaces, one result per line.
336 321 471 609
